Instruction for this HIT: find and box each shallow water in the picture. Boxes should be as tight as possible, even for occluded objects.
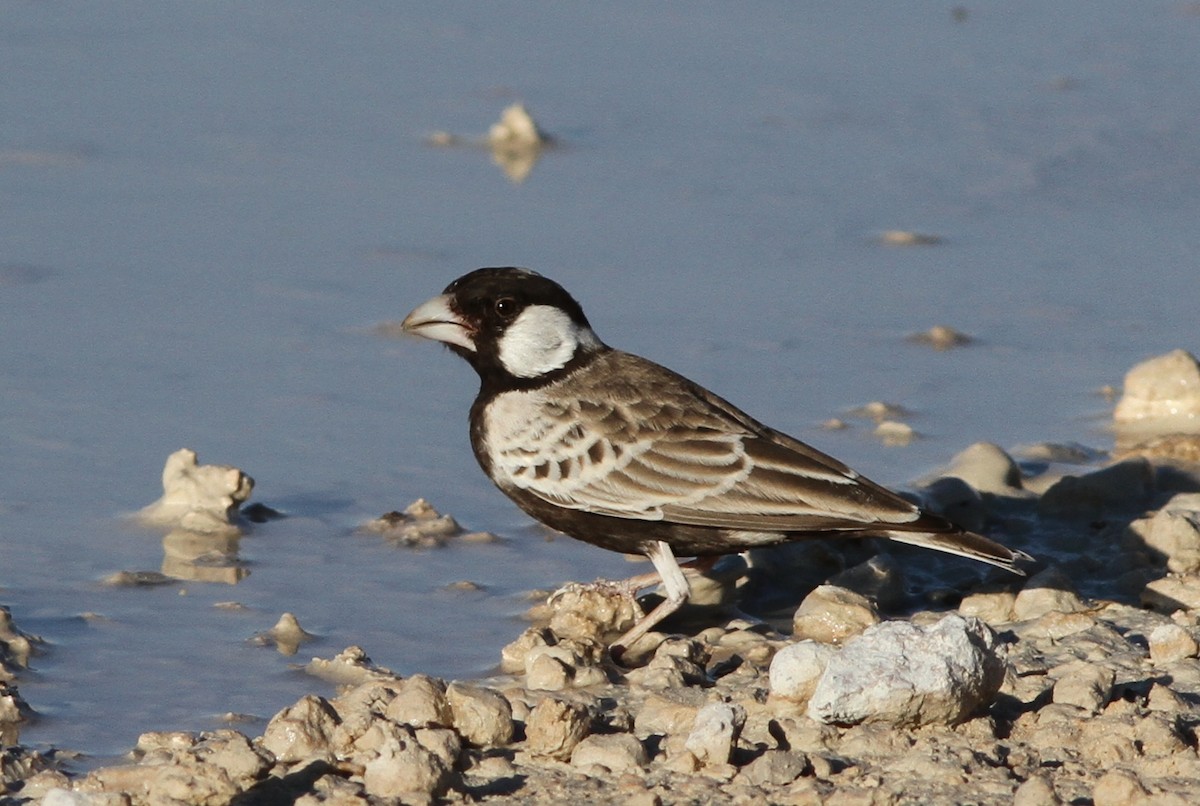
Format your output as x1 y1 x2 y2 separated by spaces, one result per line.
2 3 1199 762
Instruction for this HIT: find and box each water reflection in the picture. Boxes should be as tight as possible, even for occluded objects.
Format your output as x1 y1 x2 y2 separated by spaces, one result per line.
161 528 249 584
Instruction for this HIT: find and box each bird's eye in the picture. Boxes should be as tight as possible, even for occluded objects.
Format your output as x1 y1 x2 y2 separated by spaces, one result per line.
494 297 518 318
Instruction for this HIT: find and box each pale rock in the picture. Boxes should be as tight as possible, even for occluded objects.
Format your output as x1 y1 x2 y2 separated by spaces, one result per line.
260 694 340 763
259 612 314 656
414 727 462 769
874 420 915 446
0 606 40 669
1012 774 1060 806
737 749 809 786
1141 575 1200 612
359 498 462 547
632 693 702 738
386 674 453 728
942 442 1024 494
1012 568 1089 620
1050 660 1114 714
570 733 648 773
1113 349 1200 425
487 103 549 147
1128 505 1200 573
446 683 514 746
792 585 880 644
547 582 639 644
360 731 451 801
768 640 836 703
807 614 1005 727
1148 623 1199 663
958 589 1016 624
137 448 254 531
524 696 591 759
1038 458 1154 518
500 626 554 674
827 555 906 611
1091 768 1149 806
684 702 746 766
304 646 397 686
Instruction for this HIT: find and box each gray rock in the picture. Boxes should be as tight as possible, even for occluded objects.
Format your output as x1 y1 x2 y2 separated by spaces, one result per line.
807 614 1005 727
943 442 1024 493
683 701 746 766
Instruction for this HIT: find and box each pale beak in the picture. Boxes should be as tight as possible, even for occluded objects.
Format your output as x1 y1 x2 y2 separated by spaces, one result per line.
401 294 477 352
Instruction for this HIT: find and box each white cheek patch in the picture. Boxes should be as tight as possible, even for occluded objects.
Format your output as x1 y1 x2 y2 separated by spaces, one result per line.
497 305 599 378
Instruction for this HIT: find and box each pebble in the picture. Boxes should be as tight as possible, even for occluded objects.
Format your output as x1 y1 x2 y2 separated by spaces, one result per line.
386 674 453 728
524 696 591 759
135 448 254 532
808 614 1005 727
360 730 452 801
907 324 972 350
683 701 746 766
1113 349 1200 425
446 683 514 746
941 441 1025 494
1049 660 1114 714
570 733 648 773
768 640 836 703
1012 568 1089 620
1147 623 1199 663
1012 774 1060 806
259 694 340 763
792 585 880 644
1128 504 1200 573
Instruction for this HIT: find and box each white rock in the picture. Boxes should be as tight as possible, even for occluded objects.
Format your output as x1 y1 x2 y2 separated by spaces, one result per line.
683 701 746 766
1114 349 1200 425
137 448 254 531
768 640 836 703
1012 568 1090 620
807 614 1005 727
487 103 549 146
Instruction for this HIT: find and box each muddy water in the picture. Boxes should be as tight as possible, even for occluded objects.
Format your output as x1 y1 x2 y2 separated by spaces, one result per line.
2 3 1199 762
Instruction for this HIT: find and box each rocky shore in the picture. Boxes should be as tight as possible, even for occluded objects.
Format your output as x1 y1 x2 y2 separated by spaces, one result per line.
5 349 1200 805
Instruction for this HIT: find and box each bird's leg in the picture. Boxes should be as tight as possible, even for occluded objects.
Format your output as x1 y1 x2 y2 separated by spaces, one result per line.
609 541 692 661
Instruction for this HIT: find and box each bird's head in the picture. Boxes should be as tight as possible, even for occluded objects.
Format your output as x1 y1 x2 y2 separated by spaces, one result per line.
402 267 606 386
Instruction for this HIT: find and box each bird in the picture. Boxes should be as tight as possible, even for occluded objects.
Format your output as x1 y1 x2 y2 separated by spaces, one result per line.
401 267 1033 657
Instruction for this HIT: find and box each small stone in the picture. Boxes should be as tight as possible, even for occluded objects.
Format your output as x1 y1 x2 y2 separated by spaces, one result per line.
386 674 453 728
1038 459 1155 519
1148 623 1199 663
361 731 451 801
808 614 1005 727
1113 349 1200 426
920 476 986 532
958 589 1016 624
500 626 554 674
768 640 836 703
738 749 810 786
1013 774 1060 806
546 582 639 644
942 442 1024 493
1050 660 1114 714
1141 575 1200 612
446 683 514 746
136 448 254 530
1091 769 1149 806
304 646 397 686
360 499 461 547
684 702 746 766
792 585 880 645
908 325 971 350
524 696 591 759
260 694 340 763
1128 506 1200 573
878 230 942 246
1012 568 1089 620
570 733 648 773
874 420 915 446
525 651 573 691
257 612 314 656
